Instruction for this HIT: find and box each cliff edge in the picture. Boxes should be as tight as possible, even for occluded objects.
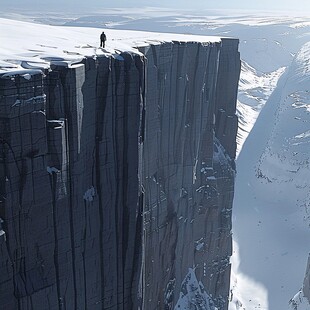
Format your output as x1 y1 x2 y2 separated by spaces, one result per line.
0 19 240 310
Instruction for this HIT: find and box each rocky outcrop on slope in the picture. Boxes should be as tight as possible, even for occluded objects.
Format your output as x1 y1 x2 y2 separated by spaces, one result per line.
0 39 240 310
289 255 310 309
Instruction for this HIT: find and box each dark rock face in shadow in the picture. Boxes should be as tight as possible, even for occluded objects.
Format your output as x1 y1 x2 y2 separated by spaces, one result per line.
0 40 240 310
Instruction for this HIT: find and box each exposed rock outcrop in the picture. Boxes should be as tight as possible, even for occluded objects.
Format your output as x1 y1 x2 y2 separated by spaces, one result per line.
303 255 310 303
289 256 310 309
0 38 240 309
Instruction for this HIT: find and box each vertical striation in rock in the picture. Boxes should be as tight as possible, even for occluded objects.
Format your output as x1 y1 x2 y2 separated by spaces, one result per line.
140 39 240 309
303 255 310 303
0 39 240 310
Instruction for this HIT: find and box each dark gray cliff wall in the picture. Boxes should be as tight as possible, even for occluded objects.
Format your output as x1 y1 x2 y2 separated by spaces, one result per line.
140 40 240 310
0 40 240 310
0 54 144 310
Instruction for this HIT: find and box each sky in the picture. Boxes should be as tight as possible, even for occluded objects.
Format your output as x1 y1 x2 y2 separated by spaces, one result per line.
1 0 310 14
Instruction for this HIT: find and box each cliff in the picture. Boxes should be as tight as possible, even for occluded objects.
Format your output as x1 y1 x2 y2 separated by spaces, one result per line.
0 20 240 310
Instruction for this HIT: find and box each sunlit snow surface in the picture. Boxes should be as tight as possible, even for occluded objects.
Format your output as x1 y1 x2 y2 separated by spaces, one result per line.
1 10 310 310
236 61 286 155
0 17 221 75
232 42 310 309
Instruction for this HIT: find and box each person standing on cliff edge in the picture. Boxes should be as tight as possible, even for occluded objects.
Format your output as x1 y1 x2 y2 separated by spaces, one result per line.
100 31 106 48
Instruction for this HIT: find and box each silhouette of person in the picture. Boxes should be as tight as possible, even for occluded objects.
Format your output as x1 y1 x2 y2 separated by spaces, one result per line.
100 31 106 48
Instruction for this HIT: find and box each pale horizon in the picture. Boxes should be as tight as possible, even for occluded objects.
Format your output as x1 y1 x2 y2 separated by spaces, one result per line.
1 0 310 15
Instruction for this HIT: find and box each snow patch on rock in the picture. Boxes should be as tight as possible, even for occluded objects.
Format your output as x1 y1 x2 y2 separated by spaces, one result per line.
174 268 217 310
289 290 310 310
83 186 96 202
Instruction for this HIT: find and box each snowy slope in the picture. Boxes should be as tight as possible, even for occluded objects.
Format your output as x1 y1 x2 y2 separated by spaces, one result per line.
231 41 310 310
26 9 310 72
0 17 221 75
289 289 310 310
236 61 285 154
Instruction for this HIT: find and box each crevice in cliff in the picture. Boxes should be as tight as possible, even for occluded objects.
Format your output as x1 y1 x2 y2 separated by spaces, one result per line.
59 69 78 310
94 56 111 308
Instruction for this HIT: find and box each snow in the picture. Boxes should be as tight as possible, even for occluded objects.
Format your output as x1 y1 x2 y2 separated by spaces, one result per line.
229 240 269 310
236 61 286 155
83 186 96 202
290 22 310 29
0 17 221 75
289 290 310 310
195 238 205 251
12 95 46 108
2 11 310 309
174 268 217 310
19 9 309 72
231 41 310 309
47 166 60 174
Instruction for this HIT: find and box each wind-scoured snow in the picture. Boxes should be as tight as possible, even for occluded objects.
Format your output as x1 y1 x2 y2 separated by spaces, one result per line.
3 9 310 71
0 17 221 75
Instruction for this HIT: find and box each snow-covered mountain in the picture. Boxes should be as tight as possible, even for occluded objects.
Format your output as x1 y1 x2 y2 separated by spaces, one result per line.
1 9 310 309
231 40 310 310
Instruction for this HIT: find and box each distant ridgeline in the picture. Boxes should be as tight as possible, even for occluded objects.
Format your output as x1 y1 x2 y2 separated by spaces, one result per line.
0 38 240 310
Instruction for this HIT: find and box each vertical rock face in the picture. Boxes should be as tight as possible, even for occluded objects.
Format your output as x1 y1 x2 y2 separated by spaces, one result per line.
0 40 240 310
140 40 239 310
303 255 310 303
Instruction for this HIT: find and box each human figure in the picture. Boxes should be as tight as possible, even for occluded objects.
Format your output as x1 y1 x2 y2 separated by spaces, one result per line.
100 31 106 48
